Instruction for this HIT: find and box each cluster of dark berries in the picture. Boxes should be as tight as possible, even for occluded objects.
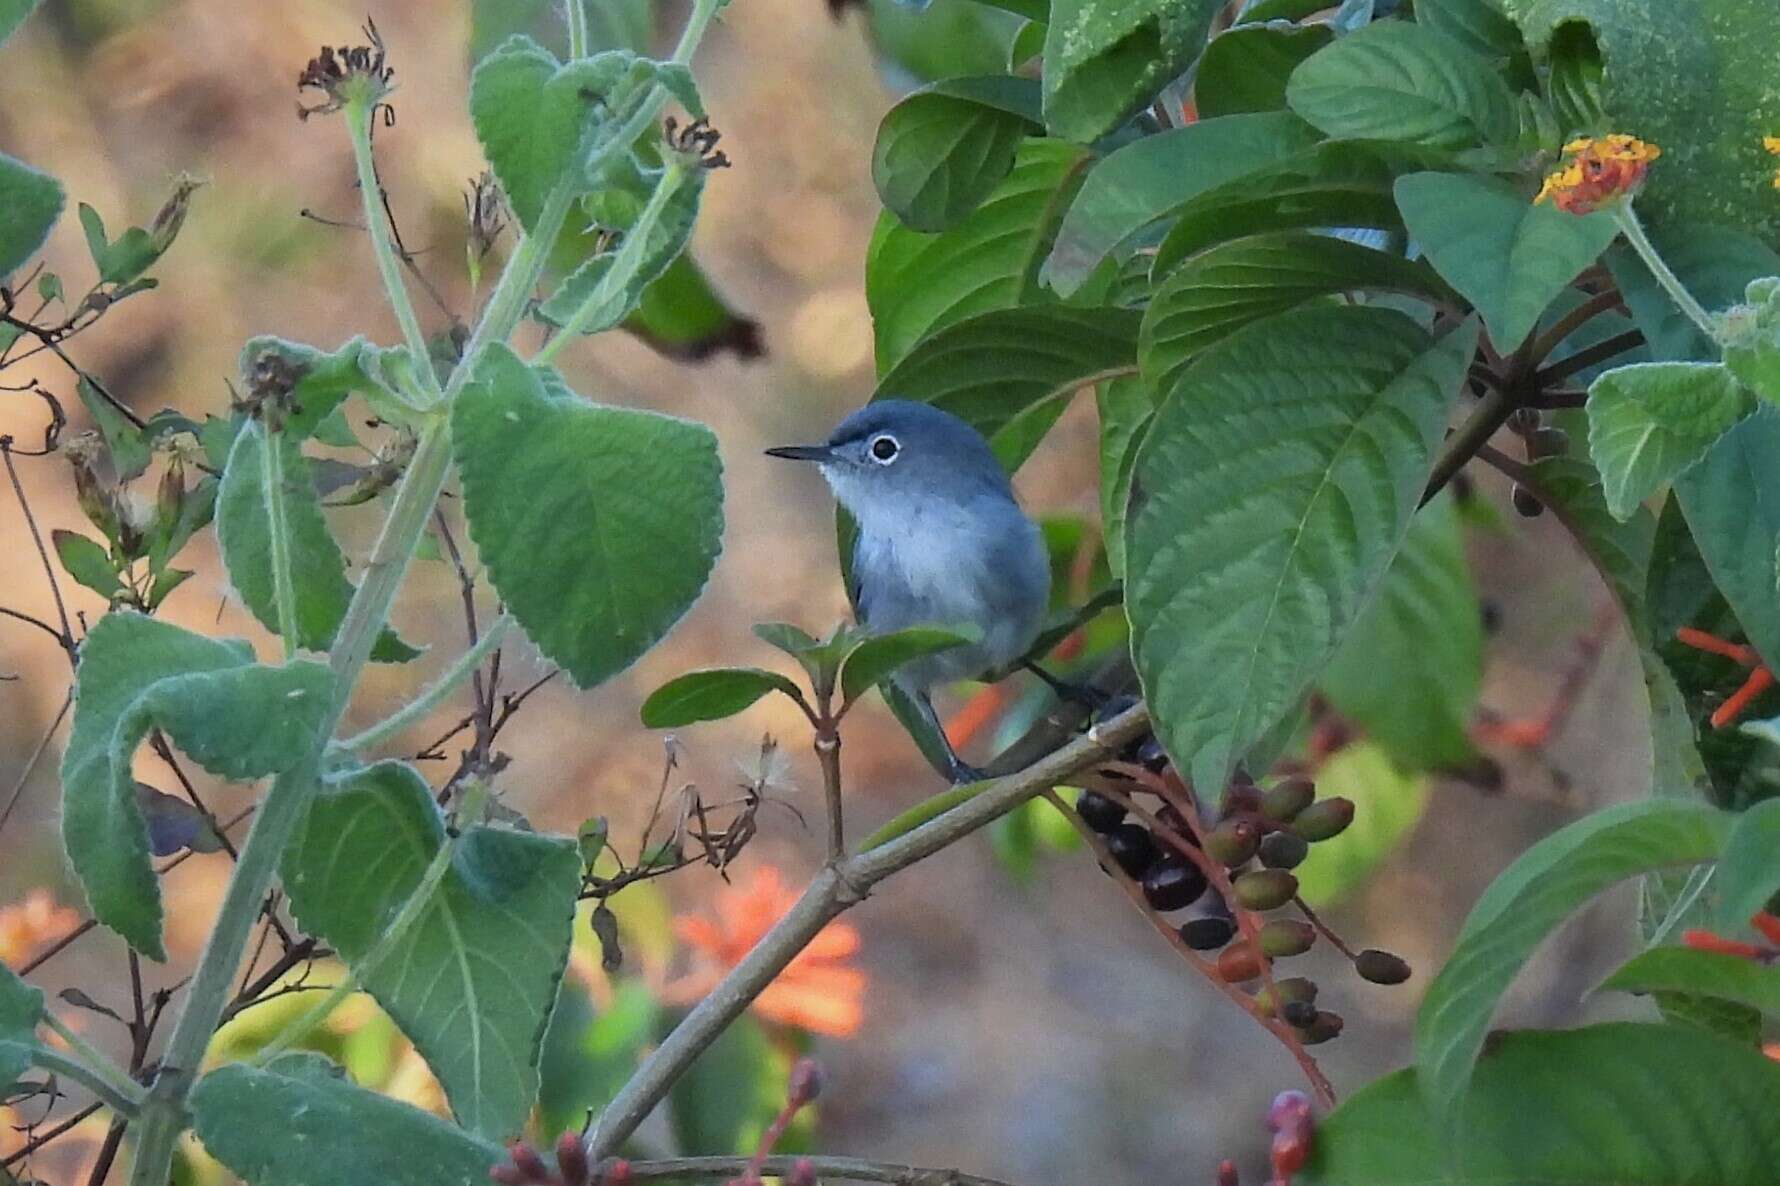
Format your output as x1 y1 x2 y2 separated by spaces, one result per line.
1506 406 1571 518
1077 699 1412 1045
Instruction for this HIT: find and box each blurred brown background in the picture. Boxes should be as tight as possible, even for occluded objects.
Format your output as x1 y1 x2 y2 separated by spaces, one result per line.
0 1 1659 1182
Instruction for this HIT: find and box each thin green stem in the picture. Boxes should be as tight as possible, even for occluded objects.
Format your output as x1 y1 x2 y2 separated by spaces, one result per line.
672 0 723 65
31 1046 144 1117
337 614 510 752
260 425 300 661
566 0 589 57
37 1013 146 1114
1613 202 1719 345
534 163 688 365
348 101 438 400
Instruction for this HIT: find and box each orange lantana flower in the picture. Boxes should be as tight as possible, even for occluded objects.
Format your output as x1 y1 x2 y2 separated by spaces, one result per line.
667 867 864 1038
0 888 80 964
1764 136 1780 190
1535 134 1661 214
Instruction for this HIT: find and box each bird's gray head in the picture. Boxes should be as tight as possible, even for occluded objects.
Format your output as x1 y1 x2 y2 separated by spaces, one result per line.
765 400 1012 519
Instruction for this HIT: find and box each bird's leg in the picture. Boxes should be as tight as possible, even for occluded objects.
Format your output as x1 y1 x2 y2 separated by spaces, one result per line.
1020 660 1109 710
913 691 991 784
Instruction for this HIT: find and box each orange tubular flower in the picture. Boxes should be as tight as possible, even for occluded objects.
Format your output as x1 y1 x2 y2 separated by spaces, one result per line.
1535 134 1661 214
0 888 81 964
668 867 865 1038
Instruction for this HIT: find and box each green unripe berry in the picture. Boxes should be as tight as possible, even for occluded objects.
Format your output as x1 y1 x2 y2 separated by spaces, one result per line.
1259 919 1316 958
1260 776 1315 822
1205 818 1261 866
1291 797 1355 842
1355 948 1413 985
1233 869 1298 911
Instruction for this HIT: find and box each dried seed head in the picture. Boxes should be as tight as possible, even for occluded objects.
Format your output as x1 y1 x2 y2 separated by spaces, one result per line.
298 20 395 119
663 115 730 170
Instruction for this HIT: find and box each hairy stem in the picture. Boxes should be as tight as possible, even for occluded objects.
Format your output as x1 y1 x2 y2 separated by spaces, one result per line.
1613 202 1719 344
30 1046 144 1118
337 614 509 752
347 101 438 399
587 702 1151 1159
259 426 300 661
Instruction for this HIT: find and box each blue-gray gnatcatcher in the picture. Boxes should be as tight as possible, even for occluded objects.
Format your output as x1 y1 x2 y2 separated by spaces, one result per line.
767 400 1050 782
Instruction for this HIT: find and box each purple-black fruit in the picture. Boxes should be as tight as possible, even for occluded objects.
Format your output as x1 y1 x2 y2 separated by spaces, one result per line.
1103 822 1158 877
1141 855 1207 912
1075 789 1125 834
1180 915 1237 951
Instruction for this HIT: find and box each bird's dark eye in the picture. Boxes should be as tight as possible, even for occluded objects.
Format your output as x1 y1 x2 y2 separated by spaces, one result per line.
870 434 900 463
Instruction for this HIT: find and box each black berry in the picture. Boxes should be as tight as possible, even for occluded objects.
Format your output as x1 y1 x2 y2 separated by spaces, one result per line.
1075 789 1125 833
1141 855 1207 912
1180 916 1237 951
1103 823 1157 877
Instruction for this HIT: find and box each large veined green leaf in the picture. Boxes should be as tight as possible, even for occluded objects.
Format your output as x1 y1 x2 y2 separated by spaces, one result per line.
1148 141 1403 278
1140 230 1454 398
1320 494 1481 771
1043 111 1323 296
192 1053 502 1186
1416 0 1527 62
1673 406 1780 675
1303 1024 1780 1184
0 151 61 279
1126 307 1476 797
1286 20 1518 149
1501 0 1780 247
1586 362 1753 522
451 346 723 689
872 75 1042 232
1195 23 1334 119
282 762 581 1140
1414 799 1731 1125
867 138 1091 373
537 165 706 337
874 305 1140 468
215 422 419 661
1040 0 1220 143
60 613 331 959
1294 740 1431 906
1 960 42 1097
1393 171 1619 353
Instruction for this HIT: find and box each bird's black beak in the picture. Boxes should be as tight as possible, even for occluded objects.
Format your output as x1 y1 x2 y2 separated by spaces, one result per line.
764 444 836 463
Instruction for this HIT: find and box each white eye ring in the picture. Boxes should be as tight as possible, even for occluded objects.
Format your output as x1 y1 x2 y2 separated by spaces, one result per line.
869 434 900 464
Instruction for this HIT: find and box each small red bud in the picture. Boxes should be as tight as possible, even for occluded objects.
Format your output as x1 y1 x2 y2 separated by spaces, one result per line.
1216 1158 1240 1186
508 1142 548 1182
788 1157 818 1186
788 1056 824 1106
556 1131 591 1186
602 1159 632 1186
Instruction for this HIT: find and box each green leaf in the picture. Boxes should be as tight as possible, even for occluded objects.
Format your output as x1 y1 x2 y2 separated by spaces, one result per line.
1416 0 1526 60
1141 230 1453 399
1149 141 1403 277
1195 23 1333 118
1673 406 1780 674
538 165 706 335
191 1053 502 1185
52 529 121 601
1320 494 1481 771
1294 740 1431 906
641 668 804 728
668 1013 787 1156
0 151 61 279
0 0 40 45
1096 374 1149 580
215 422 419 662
1040 0 1220 142
1043 111 1322 297
1500 0 1780 248
1393 171 1619 353
1586 361 1753 521
1711 797 1780 933
236 336 375 442
872 75 1042 232
1303 1023 1780 1184
452 346 723 689
864 0 1027 85
624 253 763 363
537 979 657 1137
1414 799 1731 1125
1600 947 1780 1019
840 625 979 703
282 762 581 1139
876 305 1138 468
867 138 1091 373
0 960 43 1097
76 378 151 483
60 613 331 959
1610 228 1780 365
1285 20 1517 149
1127 308 1476 798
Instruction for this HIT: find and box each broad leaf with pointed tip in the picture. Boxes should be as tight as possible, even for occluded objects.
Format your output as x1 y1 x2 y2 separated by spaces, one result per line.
60 613 331 959
1195 22 1333 118
1127 308 1476 799
0 151 60 279
1394 171 1619 353
840 624 979 702
192 1053 502 1186
872 75 1042 232
1414 799 1730 1127
282 763 581 1140
1040 0 1220 143
452 346 723 689
1599 947 1780 1020
641 668 804 728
